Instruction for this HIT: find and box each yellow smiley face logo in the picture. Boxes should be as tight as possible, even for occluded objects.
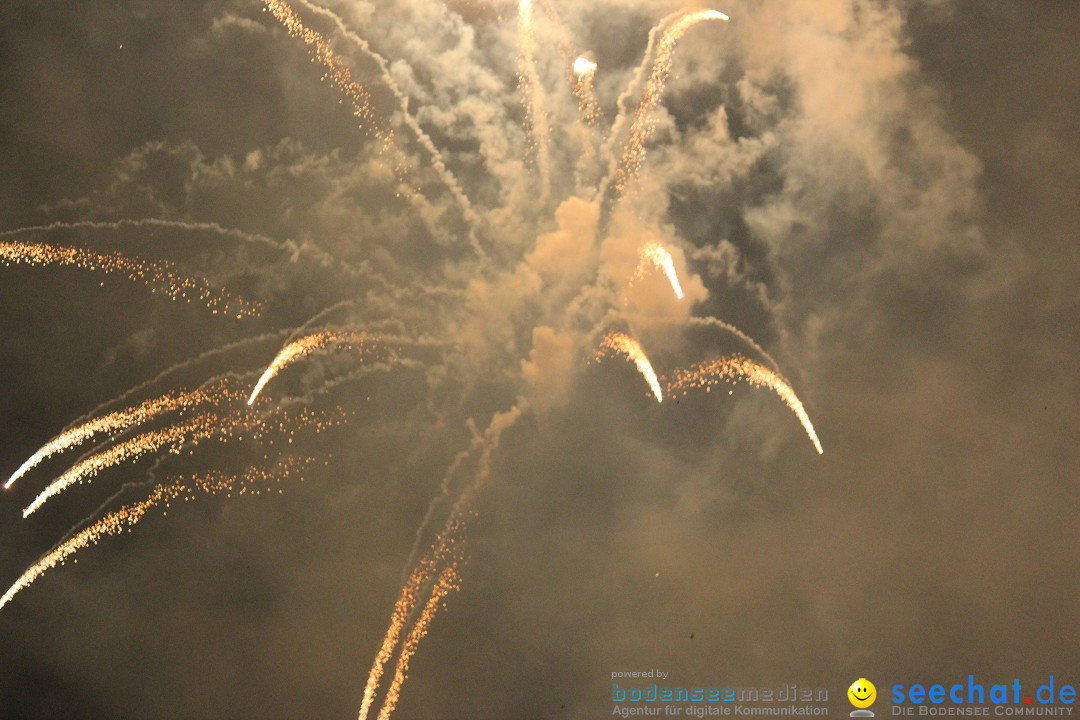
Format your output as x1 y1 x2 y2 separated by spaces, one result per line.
848 679 877 708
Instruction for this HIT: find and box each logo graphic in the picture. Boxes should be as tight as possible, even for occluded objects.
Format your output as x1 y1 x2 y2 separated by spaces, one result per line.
848 678 877 717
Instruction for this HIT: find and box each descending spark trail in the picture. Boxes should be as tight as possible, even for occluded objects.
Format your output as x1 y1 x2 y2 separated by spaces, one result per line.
248 331 372 405
0 217 351 272
537 0 601 126
61 332 292 435
535 0 602 195
23 414 223 518
0 240 259 317
359 525 466 720
23 403 345 517
602 9 682 182
571 55 602 126
400 422 484 580
283 301 357 345
261 0 393 153
517 0 551 193
5 385 234 490
686 316 784 376
375 562 461 720
613 9 729 196
360 404 525 720
358 556 432 720
637 241 684 299
295 0 479 229
0 218 290 253
263 1 487 255
0 458 314 612
665 355 823 454
598 332 664 403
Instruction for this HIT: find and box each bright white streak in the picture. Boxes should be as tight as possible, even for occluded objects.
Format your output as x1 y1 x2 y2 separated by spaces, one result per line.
638 242 684 299
248 331 368 405
573 55 597 75
22 416 214 517
4 388 218 490
599 332 664 403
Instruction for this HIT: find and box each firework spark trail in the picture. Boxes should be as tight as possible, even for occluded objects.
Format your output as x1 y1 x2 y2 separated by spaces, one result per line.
0 241 259 317
284 301 357 346
0 217 358 273
601 11 671 179
261 0 413 194
686 316 784 376
58 333 290 438
400 404 525 580
48 378 351 563
571 55 602 126
248 330 372 405
360 404 525 720
665 355 823 454
375 562 461 720
22 400 345 517
535 0 601 126
611 9 729 197
361 509 472 720
570 53 602 194
58 378 248 475
0 218 291 254
295 0 480 230
5 385 232 490
517 0 552 195
598 332 663 403
0 459 314 612
263 0 488 258
262 0 388 146
23 414 221 518
401 422 484 581
636 241 684 299
534 0 602 194
358 549 447 720
375 406 524 717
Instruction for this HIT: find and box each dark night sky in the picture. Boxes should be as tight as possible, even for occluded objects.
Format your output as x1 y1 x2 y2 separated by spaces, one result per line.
0 1 1077 718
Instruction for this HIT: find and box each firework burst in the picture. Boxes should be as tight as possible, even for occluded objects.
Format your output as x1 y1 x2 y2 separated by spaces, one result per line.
0 4 824 718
